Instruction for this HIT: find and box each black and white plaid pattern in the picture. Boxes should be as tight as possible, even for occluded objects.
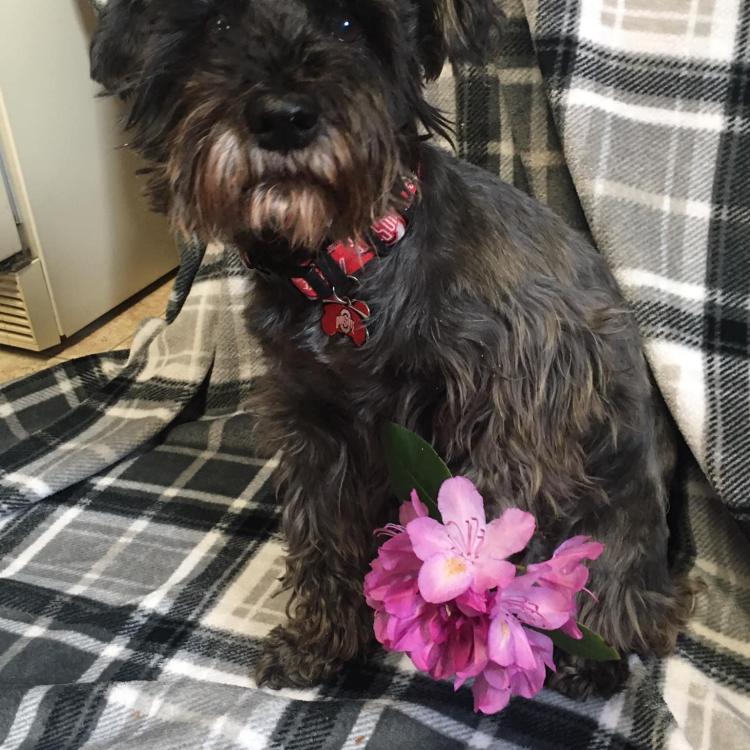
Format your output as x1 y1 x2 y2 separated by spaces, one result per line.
463 0 750 537
1 2 749 748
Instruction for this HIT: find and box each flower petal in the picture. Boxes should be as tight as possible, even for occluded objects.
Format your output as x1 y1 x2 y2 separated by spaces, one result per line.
482 662 512 690
526 629 556 672
410 640 439 674
456 620 489 681
417 554 474 603
488 613 537 670
483 509 536 560
407 517 453 561
560 618 582 640
525 535 604 594
400 490 430 524
509 659 546 699
502 581 572 631
437 476 487 533
455 588 490 617
377 533 421 572
373 610 390 646
392 616 431 653
472 669 511 714
472 558 516 594
554 536 604 562
382 580 421 618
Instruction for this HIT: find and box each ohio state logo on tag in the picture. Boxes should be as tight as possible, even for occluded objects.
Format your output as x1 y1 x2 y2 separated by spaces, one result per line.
372 214 407 246
321 299 370 347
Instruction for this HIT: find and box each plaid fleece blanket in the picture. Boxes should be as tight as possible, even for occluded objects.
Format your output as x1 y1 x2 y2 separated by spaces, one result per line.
1 1 748 748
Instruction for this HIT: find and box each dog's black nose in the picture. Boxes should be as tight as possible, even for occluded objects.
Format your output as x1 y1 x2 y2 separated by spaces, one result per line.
246 95 320 152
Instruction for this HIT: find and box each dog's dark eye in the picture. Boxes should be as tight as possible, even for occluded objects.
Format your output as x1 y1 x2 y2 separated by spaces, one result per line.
331 16 360 43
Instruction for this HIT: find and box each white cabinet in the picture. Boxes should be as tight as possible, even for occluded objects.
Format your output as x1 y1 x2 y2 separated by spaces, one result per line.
0 0 177 350
0 161 20 262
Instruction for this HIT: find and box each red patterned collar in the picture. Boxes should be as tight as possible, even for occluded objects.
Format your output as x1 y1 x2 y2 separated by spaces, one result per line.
240 176 418 347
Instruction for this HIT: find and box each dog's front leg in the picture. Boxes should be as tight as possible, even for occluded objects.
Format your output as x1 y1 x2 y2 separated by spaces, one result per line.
255 414 386 689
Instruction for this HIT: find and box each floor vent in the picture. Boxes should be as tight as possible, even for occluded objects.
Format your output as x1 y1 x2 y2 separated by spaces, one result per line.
0 259 60 351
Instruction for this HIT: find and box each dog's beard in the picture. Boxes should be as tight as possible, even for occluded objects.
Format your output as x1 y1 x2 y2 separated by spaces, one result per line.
163 88 405 250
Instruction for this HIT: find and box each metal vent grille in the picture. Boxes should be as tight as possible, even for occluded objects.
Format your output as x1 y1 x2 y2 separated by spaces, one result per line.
0 260 60 351
0 273 34 345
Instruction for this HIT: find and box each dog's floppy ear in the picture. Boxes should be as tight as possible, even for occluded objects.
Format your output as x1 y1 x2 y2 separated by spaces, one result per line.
90 0 151 94
416 0 503 80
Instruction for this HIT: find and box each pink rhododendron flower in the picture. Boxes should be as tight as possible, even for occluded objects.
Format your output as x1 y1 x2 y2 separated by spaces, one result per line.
409 601 490 683
365 533 421 618
525 536 604 638
365 493 493 683
406 477 535 603
371 595 493 685
365 491 428 619
365 492 429 655
364 478 605 716
488 573 571 670
472 629 555 714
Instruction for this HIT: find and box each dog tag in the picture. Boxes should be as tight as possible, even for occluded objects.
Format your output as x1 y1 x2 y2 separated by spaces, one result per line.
321 298 370 347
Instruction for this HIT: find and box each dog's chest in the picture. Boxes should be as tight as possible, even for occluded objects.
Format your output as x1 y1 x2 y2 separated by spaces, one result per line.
249 273 435 422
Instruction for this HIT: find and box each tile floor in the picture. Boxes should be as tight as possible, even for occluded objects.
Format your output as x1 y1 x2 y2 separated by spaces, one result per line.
0 272 175 385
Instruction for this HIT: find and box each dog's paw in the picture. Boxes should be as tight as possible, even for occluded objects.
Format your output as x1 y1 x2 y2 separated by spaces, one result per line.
255 625 339 690
547 654 630 701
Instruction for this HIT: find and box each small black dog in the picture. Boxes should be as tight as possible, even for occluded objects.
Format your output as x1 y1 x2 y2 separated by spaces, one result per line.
91 0 692 697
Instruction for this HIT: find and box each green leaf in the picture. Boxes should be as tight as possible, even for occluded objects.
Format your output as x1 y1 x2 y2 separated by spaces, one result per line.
544 625 620 662
380 423 452 519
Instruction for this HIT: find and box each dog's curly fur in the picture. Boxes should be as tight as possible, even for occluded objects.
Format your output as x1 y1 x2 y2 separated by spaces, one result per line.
91 0 693 697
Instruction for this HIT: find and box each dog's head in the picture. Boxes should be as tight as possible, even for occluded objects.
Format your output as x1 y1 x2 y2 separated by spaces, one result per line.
91 0 500 250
